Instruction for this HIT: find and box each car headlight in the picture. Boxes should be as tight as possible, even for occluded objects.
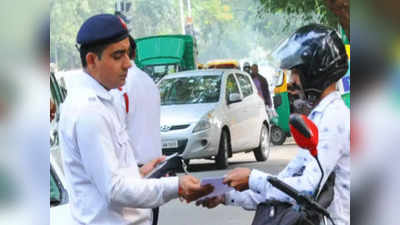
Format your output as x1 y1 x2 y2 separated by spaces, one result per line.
193 118 211 133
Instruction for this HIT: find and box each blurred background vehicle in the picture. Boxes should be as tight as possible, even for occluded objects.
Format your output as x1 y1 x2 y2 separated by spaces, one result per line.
135 34 198 83
50 155 74 225
269 69 291 145
50 72 74 225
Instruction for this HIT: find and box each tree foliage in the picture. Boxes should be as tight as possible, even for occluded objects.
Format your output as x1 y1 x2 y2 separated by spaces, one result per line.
259 0 337 26
50 0 324 70
191 0 320 63
50 0 115 69
50 0 180 70
258 0 349 37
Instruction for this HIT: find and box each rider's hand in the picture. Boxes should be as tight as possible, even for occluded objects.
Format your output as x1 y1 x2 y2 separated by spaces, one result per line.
223 168 251 191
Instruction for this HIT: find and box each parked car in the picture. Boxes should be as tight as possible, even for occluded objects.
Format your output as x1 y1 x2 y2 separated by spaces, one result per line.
50 71 74 225
50 153 74 225
158 69 270 169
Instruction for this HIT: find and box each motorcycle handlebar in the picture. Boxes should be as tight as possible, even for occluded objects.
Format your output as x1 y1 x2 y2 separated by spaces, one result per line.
267 176 334 224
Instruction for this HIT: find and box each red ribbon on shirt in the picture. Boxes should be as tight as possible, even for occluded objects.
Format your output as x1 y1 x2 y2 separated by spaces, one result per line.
118 87 129 113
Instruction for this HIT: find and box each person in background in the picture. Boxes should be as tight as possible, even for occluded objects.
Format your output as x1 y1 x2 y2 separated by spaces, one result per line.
243 62 251 74
111 35 162 166
110 33 163 225
50 99 56 122
250 63 272 108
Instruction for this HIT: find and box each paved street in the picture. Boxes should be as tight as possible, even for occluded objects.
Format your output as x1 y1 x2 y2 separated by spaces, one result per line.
159 140 298 225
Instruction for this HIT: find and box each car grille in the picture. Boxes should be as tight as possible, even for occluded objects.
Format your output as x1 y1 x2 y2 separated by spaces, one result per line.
170 124 190 130
161 124 190 133
162 139 188 155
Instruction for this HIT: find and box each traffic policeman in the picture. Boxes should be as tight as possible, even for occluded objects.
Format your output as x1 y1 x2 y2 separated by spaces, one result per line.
58 14 212 225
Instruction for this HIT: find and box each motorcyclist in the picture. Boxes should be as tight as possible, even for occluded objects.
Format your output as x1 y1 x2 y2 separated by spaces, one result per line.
197 24 350 225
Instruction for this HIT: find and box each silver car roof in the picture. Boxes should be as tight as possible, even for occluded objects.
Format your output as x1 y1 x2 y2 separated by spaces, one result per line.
162 69 244 79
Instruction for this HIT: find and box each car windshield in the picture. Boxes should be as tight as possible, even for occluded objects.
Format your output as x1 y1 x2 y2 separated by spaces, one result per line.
159 75 221 105
143 64 178 83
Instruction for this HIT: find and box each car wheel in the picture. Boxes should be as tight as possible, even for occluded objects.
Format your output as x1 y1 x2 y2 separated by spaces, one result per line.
253 124 270 162
270 125 286 145
183 159 190 166
215 130 229 169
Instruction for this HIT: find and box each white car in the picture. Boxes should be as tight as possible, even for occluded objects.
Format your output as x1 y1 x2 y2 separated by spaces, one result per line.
158 69 270 169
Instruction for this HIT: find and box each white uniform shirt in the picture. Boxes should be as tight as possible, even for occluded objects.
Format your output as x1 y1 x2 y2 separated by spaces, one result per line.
59 71 179 225
111 63 162 165
225 91 350 225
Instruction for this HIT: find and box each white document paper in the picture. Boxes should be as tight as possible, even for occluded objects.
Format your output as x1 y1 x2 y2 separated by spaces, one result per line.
199 177 234 200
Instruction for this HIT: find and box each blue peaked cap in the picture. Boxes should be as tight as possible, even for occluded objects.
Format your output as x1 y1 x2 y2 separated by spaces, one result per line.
77 14 129 47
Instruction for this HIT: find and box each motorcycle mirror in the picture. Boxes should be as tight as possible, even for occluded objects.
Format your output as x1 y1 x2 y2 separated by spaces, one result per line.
289 114 319 157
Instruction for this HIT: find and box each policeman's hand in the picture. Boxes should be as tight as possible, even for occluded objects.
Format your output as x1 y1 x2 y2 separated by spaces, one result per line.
178 175 214 203
195 195 224 209
223 168 251 191
139 156 166 177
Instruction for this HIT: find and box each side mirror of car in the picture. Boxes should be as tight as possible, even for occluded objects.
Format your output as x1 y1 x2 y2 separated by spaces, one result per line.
228 93 242 104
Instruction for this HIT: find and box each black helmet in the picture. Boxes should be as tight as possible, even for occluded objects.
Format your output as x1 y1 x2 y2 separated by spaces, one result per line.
273 24 348 101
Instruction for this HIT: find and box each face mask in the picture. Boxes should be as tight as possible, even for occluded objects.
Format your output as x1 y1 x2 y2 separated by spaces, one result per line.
289 83 316 116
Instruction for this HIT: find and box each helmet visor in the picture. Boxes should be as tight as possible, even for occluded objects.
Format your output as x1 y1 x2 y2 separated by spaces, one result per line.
271 36 307 70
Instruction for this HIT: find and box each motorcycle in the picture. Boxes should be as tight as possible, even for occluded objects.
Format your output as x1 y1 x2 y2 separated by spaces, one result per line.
252 114 336 225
